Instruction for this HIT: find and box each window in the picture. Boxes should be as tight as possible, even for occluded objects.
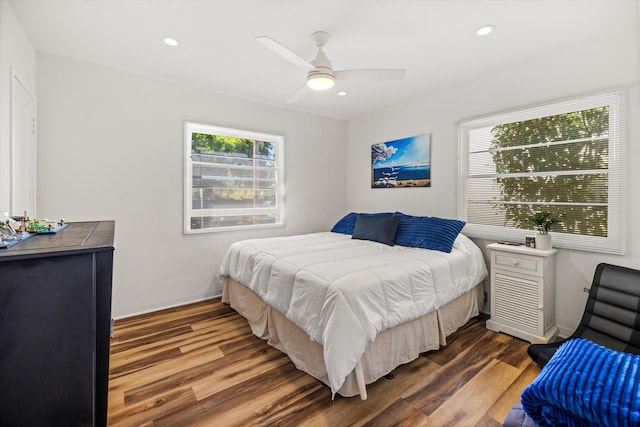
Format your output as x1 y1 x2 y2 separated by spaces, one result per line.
458 91 625 254
184 122 284 233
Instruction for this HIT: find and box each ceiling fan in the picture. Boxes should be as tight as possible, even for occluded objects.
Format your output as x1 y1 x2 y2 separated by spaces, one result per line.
256 31 406 103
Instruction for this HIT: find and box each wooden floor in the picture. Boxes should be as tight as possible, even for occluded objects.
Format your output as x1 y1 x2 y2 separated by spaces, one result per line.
108 299 540 427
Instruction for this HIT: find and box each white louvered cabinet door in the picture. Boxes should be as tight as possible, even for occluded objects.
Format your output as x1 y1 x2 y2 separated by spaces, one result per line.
486 243 559 344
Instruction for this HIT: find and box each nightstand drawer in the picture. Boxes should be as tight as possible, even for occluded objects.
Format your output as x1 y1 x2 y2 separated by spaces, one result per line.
493 252 543 277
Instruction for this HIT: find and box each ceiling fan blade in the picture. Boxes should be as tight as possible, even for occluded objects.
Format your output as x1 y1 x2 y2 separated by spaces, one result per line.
286 84 308 104
256 36 314 70
335 69 406 81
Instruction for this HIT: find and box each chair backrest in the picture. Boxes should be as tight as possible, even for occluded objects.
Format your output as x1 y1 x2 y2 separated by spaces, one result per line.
572 263 640 354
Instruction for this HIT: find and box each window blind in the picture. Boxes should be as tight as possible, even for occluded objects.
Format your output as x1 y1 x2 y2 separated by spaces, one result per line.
458 90 625 254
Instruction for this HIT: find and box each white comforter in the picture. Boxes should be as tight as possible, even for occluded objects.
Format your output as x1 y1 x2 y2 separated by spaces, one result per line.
217 232 487 395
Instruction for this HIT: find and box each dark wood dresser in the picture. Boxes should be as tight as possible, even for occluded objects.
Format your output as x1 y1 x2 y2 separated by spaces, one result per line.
0 221 114 426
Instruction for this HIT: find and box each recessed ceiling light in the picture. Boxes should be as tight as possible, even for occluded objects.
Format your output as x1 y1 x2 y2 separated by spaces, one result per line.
338 91 347 96
476 25 495 36
163 37 179 46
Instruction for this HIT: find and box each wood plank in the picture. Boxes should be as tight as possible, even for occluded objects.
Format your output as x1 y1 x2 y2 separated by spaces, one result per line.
108 387 198 427
112 300 224 336
426 318 490 366
190 345 293 400
110 347 184 379
110 317 250 377
474 415 504 427
423 358 521 426
296 357 442 426
121 339 281 405
403 332 510 412
493 333 533 368
109 345 225 393
484 360 541 423
108 300 539 426
153 363 324 427
358 398 430 427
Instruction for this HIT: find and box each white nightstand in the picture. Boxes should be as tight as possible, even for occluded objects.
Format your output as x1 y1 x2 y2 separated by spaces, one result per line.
486 243 559 344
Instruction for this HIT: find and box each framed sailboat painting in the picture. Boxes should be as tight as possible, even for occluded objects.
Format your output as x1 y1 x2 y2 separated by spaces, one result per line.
371 134 431 188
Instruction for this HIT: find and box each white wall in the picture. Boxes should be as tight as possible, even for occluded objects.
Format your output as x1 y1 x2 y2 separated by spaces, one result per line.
346 28 640 336
0 0 36 213
36 53 347 318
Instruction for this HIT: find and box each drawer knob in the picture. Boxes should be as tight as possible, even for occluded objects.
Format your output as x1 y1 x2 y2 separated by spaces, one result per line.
512 260 520 266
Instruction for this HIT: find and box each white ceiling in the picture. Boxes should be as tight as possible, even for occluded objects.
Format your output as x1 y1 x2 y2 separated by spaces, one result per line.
8 0 639 121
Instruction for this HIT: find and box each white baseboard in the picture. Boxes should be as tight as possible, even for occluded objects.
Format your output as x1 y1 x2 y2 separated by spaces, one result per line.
112 291 222 320
556 325 573 339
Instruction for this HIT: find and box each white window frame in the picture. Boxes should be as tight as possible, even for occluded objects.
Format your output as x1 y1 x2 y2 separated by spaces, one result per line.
458 90 625 254
184 122 285 234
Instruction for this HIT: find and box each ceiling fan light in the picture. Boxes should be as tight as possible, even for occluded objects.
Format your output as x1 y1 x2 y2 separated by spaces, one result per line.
307 74 335 91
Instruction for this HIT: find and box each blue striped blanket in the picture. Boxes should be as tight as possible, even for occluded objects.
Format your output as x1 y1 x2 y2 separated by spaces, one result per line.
521 338 640 427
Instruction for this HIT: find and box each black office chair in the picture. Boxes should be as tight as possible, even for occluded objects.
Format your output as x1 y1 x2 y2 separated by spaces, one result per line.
527 262 640 368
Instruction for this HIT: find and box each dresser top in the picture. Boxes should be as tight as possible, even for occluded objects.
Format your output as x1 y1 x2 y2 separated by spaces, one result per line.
487 242 558 257
0 221 114 261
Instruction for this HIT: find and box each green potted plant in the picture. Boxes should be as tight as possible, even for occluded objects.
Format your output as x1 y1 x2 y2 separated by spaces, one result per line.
528 211 561 249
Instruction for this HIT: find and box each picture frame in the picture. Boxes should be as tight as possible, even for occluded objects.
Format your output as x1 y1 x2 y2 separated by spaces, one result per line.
371 134 431 188
526 236 536 248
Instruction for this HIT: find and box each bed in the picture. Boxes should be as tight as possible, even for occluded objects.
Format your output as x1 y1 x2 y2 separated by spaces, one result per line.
217 214 488 399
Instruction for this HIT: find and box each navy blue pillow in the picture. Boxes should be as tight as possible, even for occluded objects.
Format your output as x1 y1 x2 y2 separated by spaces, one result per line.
331 212 359 234
394 215 466 253
352 214 401 246
331 212 395 235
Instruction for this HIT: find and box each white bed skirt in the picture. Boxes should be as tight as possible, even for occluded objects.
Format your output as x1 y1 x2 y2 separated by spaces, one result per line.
222 278 483 398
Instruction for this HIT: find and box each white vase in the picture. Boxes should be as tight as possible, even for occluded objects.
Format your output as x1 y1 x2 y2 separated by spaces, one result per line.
536 233 552 250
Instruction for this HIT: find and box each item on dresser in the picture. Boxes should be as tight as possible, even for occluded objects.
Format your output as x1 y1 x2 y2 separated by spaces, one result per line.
0 210 18 242
0 220 69 249
497 241 523 246
525 236 536 248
